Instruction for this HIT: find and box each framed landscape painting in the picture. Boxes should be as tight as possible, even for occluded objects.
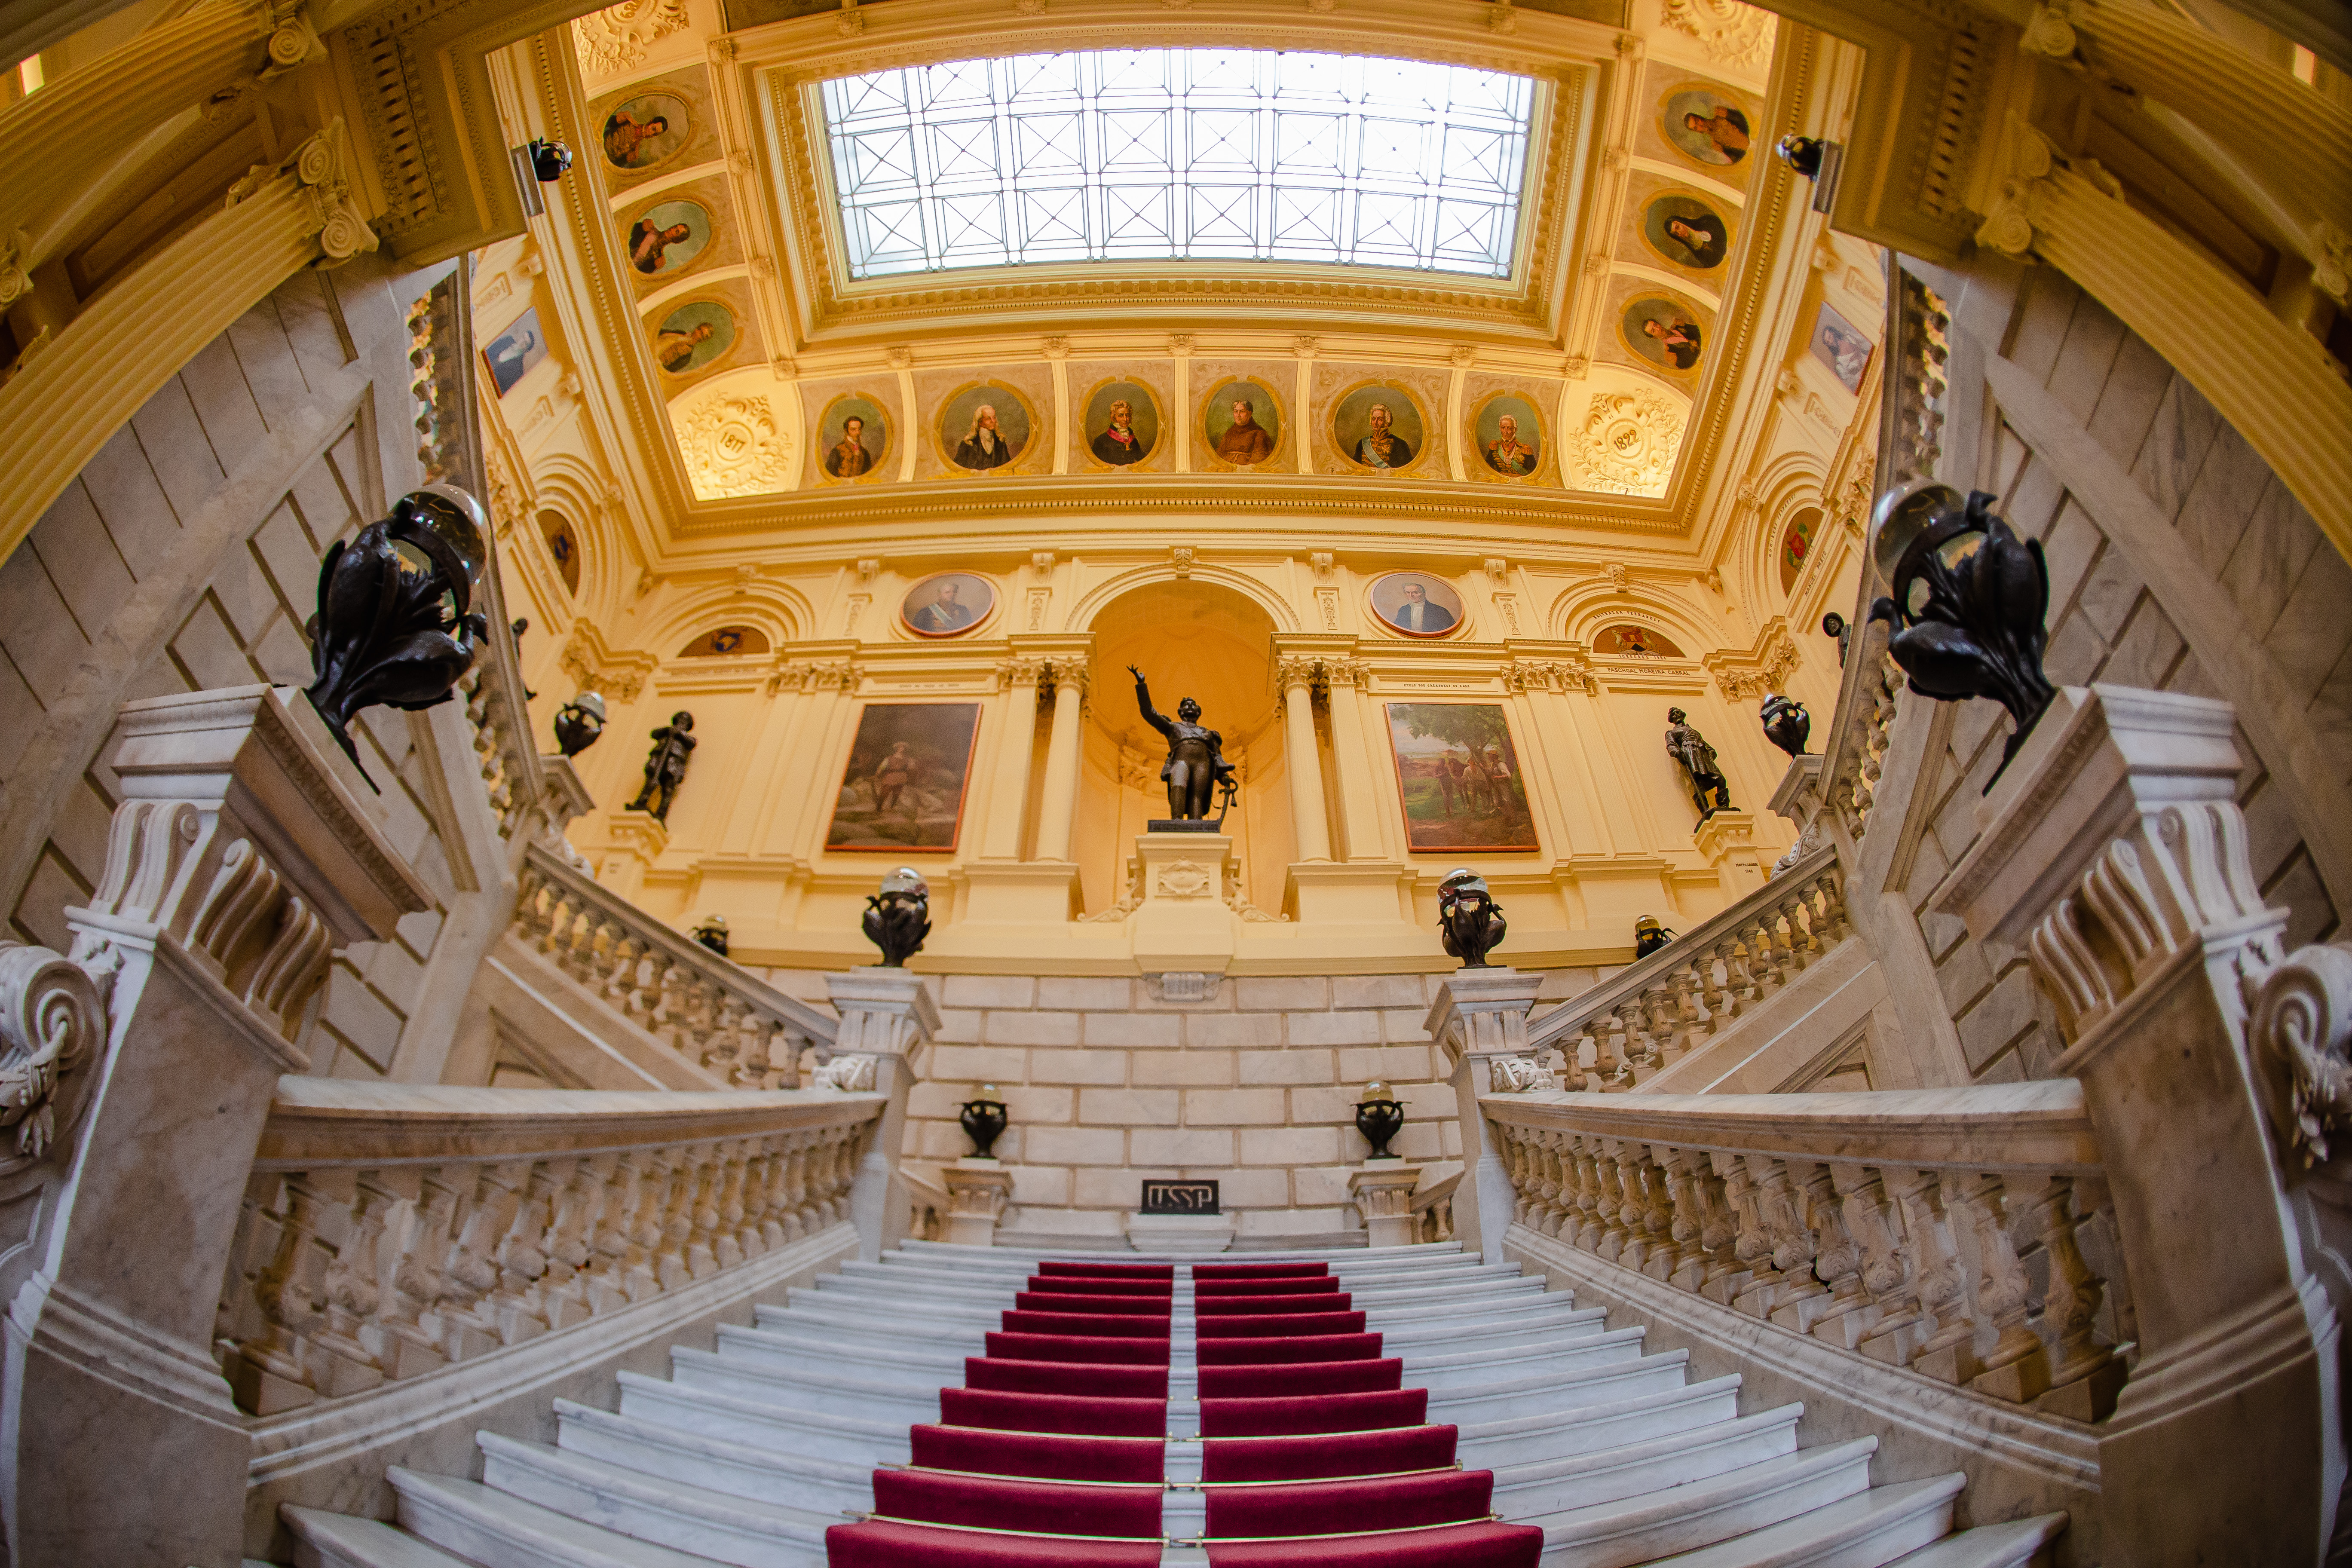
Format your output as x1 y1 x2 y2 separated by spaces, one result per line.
1385 703 1540 853
825 703 981 852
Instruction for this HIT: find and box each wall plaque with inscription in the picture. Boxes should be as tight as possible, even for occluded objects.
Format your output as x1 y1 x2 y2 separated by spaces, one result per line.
1139 1179 1219 1215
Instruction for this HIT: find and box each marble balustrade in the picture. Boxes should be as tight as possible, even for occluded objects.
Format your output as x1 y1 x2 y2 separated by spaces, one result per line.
1479 1083 2130 1423
214 1081 885 1416
1525 851 1851 1088
510 843 837 1086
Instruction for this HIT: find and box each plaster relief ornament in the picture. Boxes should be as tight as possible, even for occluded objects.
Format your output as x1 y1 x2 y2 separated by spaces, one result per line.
677 393 793 499
1130 667 1235 825
303 485 490 782
627 712 697 822
1657 0 1775 68
862 868 932 968
1666 707 1734 821
1866 480 2055 787
1437 869 1508 968
573 0 691 79
1577 388 1685 496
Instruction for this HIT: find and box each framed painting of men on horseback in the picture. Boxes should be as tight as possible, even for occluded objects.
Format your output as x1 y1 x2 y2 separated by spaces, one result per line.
1384 703 1540 853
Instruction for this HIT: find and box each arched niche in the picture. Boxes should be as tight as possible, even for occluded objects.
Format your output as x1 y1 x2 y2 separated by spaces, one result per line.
1071 580 1294 917
537 508 582 594
1778 505 1825 596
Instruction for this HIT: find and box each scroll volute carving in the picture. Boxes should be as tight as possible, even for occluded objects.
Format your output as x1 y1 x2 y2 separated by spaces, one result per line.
2251 942 2352 1170
0 941 107 1163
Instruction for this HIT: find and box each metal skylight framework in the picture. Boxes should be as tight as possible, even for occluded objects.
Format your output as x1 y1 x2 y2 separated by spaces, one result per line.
821 50 1534 280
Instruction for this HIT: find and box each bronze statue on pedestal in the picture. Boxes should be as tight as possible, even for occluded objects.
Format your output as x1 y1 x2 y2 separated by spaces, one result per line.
1666 707 1733 821
1130 666 1234 826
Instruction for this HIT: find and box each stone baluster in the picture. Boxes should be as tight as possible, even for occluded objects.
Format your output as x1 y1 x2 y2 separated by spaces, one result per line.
1813 870 1852 943
651 1152 698 1292
1900 1171 1984 1384
1570 1137 1608 1250
684 1145 726 1277
1954 1173 2050 1403
2030 1175 2123 1421
1834 1164 1923 1363
1657 1147 1711 1291
1752 1157 1827 1324
1716 935 1756 1017
1634 1148 1678 1280
1500 1128 1534 1224
315 1171 396 1393
1740 916 1782 1000
224 1176 331 1414
715 1142 754 1265
1794 1163 1876 1344
369 1169 456 1379
435 1164 517 1363
1721 1154 1781 1313
487 1161 559 1344
1605 1145 1647 1272
1693 1159 1748 1298
1546 1132 1581 1235
540 1159 602 1330
581 1154 644 1312
1781 888 1821 969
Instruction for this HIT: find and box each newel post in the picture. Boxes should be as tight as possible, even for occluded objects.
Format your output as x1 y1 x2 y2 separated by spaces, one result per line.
0 686 432 1568
1934 684 2343 1565
825 970 938 1262
1427 968 1544 1265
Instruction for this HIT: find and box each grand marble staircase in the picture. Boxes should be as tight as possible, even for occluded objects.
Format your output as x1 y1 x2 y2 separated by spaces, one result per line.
280 1241 2064 1568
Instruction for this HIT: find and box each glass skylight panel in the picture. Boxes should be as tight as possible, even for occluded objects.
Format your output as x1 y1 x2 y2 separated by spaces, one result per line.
820 50 1534 280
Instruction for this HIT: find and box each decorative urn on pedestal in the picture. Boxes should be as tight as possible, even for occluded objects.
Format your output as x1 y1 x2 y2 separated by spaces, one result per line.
957 1084 1009 1159
554 689 606 756
691 914 729 957
1354 1080 1406 1160
863 868 932 967
1436 869 1507 968
1759 693 1811 757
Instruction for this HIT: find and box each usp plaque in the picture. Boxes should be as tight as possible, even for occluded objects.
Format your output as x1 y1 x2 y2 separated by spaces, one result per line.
1139 1179 1219 1215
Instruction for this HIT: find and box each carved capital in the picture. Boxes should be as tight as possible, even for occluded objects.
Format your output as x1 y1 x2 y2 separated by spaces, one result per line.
2018 0 2078 58
1972 117 2055 259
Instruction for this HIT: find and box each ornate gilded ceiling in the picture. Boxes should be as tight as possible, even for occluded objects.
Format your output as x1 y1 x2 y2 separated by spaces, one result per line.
487 0 1838 555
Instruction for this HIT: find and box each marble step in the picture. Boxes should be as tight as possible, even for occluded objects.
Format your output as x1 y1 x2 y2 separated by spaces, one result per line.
614 1370 911 1468
777 1288 1009 1328
1527 1438 1881 1567
1642 1476 1973 1568
1408 1326 1648 1392
748 1307 991 1357
1457 1376 1746 1467
1882 1514 2070 1568
1426 1350 1696 1425
1365 1295 1592 1332
1345 1277 1552 1309
551 1399 875 1516
389 1467 729 1568
666 1345 941 1424
478 1433 833 1568
806 1276 1020 1308
1374 1303 1603 1349
279 1507 481 1568
714 1323 969 1386
891 1239 1469 1268
1493 1405 1805 1514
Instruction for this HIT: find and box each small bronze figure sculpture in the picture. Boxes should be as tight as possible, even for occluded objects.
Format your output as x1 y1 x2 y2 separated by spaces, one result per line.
553 689 606 756
302 484 490 780
1759 693 1811 757
863 867 931 968
1130 665 1235 825
957 1084 1009 1159
1666 707 1733 821
627 711 697 821
691 914 729 957
1354 1080 1406 1160
1821 611 1849 668
1437 869 1507 968
1866 481 2055 788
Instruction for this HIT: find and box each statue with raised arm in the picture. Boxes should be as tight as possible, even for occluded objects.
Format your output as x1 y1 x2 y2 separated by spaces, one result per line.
1130 665 1234 822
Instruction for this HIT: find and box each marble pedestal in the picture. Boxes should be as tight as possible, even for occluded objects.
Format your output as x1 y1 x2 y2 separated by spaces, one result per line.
1427 968 1544 1266
943 1158 1014 1247
599 809 669 904
1692 811 1767 902
1130 831 1238 974
826 969 938 1263
1349 1163 1424 1249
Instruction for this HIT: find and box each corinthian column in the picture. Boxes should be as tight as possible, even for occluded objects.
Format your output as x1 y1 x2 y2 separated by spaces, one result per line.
1033 659 1088 861
1320 660 1384 860
982 658 1044 858
1279 658 1332 863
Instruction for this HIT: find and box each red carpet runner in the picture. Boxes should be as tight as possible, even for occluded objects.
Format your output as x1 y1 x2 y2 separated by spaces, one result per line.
826 1259 1542 1567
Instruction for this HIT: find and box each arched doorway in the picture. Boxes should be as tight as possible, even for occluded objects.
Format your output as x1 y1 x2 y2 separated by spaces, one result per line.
1075 581 1292 916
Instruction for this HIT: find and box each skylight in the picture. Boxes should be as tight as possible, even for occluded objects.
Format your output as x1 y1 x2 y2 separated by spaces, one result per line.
821 50 1534 280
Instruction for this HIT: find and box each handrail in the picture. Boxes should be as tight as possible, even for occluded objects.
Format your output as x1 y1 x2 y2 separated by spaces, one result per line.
255 1078 881 1168
1527 846 1845 1078
1478 1077 2127 1423
220 1078 884 1416
515 840 838 1054
1477 1080 2100 1173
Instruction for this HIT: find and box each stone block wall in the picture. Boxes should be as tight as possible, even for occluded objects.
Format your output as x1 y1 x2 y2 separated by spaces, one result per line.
0 254 489 1081
1882 261 2347 1086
